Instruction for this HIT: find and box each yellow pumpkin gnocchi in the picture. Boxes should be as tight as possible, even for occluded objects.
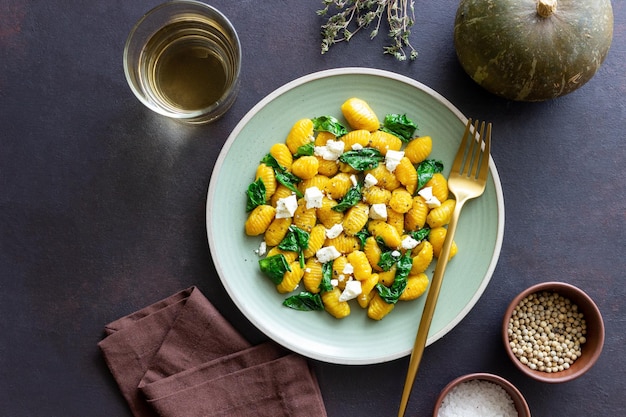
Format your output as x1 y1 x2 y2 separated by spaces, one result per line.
322 288 351 319
286 118 314 154
404 135 432 164
399 273 430 301
269 143 293 170
245 98 459 320
369 130 402 155
342 202 370 236
255 164 276 201
341 97 380 131
291 155 319 179
245 205 276 236
367 292 395 320
303 258 323 293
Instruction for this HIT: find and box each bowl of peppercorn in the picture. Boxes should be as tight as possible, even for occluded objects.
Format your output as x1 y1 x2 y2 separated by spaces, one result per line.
502 281 604 383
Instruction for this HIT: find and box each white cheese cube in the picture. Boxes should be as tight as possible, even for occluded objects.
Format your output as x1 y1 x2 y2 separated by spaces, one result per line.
369 203 388 220
275 194 298 218
385 150 405 173
325 223 344 239
418 186 441 208
401 236 419 250
304 186 324 209
314 139 345 161
338 280 362 302
364 173 378 188
316 246 342 263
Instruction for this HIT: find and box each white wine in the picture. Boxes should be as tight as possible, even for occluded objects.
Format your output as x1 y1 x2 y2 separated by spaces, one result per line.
124 2 241 123
141 20 232 113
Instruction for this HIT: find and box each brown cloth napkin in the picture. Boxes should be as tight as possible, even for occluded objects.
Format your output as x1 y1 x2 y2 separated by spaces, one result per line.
98 287 327 417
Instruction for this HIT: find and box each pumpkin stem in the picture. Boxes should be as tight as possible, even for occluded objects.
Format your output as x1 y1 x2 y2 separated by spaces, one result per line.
537 0 557 18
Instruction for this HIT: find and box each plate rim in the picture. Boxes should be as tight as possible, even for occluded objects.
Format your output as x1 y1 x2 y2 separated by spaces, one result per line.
206 67 505 364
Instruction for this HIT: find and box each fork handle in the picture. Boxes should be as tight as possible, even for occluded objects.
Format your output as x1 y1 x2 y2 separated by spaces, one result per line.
397 199 465 417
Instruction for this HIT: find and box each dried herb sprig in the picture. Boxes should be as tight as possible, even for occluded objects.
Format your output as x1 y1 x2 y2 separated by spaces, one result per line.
318 0 417 61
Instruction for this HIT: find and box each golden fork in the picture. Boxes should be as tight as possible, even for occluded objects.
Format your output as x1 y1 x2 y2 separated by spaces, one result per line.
398 119 492 417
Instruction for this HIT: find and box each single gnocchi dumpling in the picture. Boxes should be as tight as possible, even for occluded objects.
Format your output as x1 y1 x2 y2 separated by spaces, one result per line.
322 287 351 319
245 205 276 236
286 118 314 154
367 292 395 320
341 98 380 132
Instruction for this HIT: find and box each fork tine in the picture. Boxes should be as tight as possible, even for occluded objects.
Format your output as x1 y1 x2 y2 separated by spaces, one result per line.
478 122 492 181
451 119 473 174
467 120 481 178
469 121 484 179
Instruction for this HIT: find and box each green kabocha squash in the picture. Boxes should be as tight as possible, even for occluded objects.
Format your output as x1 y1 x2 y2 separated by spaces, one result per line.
454 0 614 101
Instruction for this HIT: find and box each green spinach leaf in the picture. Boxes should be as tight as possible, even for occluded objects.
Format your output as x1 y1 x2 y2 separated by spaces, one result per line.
294 142 315 157
375 250 413 304
339 148 383 171
375 236 397 271
381 114 418 142
416 159 444 192
354 228 370 250
261 154 303 198
245 178 266 211
259 254 291 285
410 227 431 242
378 250 400 271
312 115 348 137
283 292 324 311
319 262 334 293
332 182 362 212
278 226 310 268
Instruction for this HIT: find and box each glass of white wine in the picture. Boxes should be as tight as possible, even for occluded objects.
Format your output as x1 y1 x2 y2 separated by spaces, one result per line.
124 0 241 124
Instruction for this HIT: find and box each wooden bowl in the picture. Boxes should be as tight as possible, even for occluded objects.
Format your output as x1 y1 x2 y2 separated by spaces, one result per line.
502 281 604 383
432 373 531 417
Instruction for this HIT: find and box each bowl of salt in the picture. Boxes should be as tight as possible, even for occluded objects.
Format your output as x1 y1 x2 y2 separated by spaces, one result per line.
432 373 531 417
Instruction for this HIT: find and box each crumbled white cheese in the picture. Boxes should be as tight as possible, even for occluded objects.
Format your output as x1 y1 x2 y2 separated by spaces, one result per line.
391 250 401 257
364 173 378 188
401 236 419 250
314 139 345 161
339 280 362 302
257 241 267 256
351 143 363 150
369 203 387 220
385 150 405 173
418 186 441 208
326 223 344 239
342 263 354 275
330 279 339 287
350 174 358 187
316 246 342 263
304 186 324 209
275 194 298 218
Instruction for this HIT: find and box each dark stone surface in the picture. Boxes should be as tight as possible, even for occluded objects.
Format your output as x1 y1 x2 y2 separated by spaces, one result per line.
1 0 624 415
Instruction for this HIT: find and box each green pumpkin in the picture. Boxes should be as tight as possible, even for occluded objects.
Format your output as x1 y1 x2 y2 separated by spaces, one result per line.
454 0 614 101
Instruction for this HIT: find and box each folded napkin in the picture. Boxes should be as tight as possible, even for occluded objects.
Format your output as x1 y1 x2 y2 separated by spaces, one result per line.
98 287 327 417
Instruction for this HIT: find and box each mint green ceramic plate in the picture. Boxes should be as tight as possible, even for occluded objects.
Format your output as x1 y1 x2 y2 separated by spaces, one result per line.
207 68 504 365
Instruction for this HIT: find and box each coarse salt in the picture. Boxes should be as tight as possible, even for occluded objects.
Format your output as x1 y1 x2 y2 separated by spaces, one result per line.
437 379 517 417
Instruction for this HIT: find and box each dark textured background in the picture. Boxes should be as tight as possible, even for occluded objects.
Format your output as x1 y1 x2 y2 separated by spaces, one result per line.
1 0 624 416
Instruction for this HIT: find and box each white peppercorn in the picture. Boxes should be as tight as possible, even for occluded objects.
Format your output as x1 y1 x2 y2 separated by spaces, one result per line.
507 291 587 373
